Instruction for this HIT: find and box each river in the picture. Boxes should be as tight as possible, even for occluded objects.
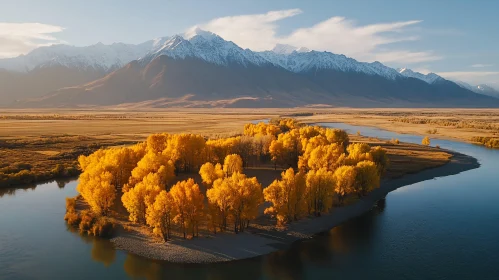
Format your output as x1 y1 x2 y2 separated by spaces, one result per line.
1 123 498 280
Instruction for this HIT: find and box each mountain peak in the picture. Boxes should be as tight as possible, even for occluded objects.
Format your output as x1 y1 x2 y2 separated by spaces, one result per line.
271 44 299 55
398 67 443 84
184 27 220 41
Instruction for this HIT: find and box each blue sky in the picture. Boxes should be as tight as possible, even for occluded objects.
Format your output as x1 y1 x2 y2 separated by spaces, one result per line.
1 0 498 86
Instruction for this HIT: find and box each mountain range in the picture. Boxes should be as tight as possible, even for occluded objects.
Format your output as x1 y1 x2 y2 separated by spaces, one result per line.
1 28 498 108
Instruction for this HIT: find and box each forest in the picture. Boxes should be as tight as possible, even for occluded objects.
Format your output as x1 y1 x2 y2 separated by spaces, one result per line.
65 119 388 241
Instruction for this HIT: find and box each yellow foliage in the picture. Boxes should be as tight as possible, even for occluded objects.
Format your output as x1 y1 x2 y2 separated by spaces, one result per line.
369 146 389 175
422 136 431 146
243 122 281 137
306 143 344 171
333 165 357 203
169 178 204 238
199 162 224 187
207 172 263 233
305 168 335 215
263 168 306 226
355 161 380 196
146 190 175 242
122 172 164 223
223 154 243 177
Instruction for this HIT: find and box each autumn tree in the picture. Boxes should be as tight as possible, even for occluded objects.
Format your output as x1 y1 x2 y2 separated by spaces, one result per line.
264 168 307 226
422 136 431 146
207 172 263 233
206 177 231 231
199 162 224 187
305 168 335 216
164 134 206 173
269 129 301 168
306 143 344 171
170 179 204 238
125 151 175 191
228 173 263 232
325 128 350 150
355 161 380 196
122 172 164 223
223 154 243 177
369 146 389 175
146 190 175 242
333 165 357 204
77 170 115 216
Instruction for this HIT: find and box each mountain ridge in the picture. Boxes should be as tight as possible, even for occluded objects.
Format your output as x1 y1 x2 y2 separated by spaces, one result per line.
2 29 499 108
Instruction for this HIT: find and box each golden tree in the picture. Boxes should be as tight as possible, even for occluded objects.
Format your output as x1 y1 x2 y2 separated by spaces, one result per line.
170 179 204 238
355 161 380 196
223 154 243 177
269 129 301 168
122 172 164 223
126 151 175 191
146 190 175 242
305 168 335 216
164 134 206 172
199 162 224 187
333 165 357 204
422 136 431 146
206 177 232 231
369 146 389 175
325 128 350 150
306 143 344 171
77 170 116 216
264 168 307 226
228 172 263 233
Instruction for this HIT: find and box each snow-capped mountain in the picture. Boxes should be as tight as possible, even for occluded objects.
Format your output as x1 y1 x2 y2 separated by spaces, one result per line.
0 41 156 73
260 50 400 79
397 68 444 84
140 29 270 67
455 82 499 98
2 28 499 108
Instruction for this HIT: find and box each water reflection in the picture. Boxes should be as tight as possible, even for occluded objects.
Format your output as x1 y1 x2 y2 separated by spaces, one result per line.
125 254 168 280
0 177 74 198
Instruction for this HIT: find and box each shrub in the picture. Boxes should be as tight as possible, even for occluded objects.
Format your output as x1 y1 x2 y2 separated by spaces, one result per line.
422 136 431 146
79 210 95 233
64 211 81 226
390 138 400 145
66 197 76 213
90 217 115 237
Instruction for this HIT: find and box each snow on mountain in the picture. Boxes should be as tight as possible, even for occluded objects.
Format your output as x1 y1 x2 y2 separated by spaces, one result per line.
454 81 499 98
140 29 270 66
260 49 400 79
397 68 443 84
0 29 469 85
271 44 299 55
0 42 154 72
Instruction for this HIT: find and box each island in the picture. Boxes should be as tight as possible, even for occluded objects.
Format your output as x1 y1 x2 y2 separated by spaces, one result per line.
63 118 480 263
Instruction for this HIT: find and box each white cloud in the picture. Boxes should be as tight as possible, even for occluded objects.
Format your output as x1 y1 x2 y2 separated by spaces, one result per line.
0 23 65 58
471 64 493 68
438 71 499 85
188 9 302 51
190 9 440 64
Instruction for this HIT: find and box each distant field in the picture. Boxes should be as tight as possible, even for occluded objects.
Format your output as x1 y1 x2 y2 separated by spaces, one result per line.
0 108 459 189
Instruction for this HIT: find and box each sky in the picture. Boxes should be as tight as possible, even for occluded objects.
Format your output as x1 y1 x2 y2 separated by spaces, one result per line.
0 0 498 86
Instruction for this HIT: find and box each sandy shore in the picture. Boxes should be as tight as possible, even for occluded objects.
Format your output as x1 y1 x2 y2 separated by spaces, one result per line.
110 149 479 263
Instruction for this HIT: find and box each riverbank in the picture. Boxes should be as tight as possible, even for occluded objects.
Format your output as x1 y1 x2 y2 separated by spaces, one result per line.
110 149 479 263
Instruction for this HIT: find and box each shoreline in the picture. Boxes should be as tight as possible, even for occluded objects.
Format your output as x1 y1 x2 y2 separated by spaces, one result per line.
110 149 480 263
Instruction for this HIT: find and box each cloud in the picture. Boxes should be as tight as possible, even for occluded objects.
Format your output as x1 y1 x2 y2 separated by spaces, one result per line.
0 23 65 58
438 71 499 85
190 9 440 64
188 9 302 51
471 64 493 68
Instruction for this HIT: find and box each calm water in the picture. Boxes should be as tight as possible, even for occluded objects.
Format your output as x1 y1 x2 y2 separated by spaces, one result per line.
1 123 499 280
